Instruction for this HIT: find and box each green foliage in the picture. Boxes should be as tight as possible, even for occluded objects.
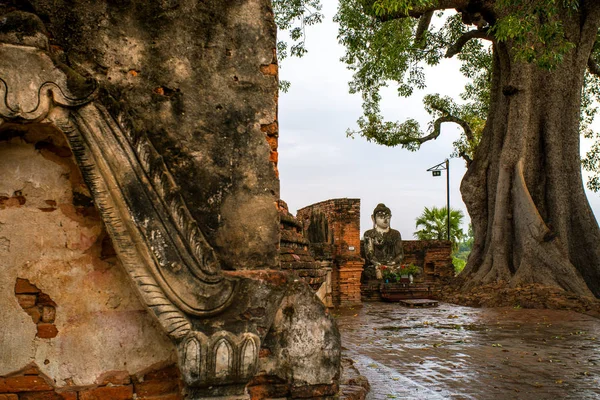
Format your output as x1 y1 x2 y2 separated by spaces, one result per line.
424 93 484 160
274 0 600 189
336 0 419 132
492 0 578 69
581 32 600 192
336 0 493 155
337 0 435 149
381 263 421 282
272 0 323 91
453 224 473 274
369 0 436 18
457 224 474 253
273 0 323 60
452 257 466 274
332 0 600 189
414 205 464 250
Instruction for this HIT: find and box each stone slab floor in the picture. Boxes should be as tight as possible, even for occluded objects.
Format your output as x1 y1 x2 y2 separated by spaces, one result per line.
335 302 600 399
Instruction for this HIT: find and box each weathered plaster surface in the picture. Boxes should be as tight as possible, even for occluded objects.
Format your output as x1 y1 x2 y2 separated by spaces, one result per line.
0 136 175 386
0 3 342 395
260 283 341 387
25 0 280 270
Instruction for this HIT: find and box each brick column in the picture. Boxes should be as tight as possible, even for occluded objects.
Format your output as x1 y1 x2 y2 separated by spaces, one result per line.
297 198 363 306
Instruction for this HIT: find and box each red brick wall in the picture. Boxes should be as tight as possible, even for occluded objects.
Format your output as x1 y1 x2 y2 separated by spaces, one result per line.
359 240 453 301
0 364 182 400
336 260 363 304
402 240 454 280
14 279 58 339
0 131 175 389
277 200 328 290
261 119 278 179
297 199 362 306
358 239 453 281
260 55 279 180
297 200 453 305
297 198 361 258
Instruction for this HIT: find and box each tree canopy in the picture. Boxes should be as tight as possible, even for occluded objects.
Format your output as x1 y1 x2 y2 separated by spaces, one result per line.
272 0 323 91
334 0 600 173
275 0 600 181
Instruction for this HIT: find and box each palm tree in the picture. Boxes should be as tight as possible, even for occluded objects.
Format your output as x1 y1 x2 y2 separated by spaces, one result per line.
414 206 465 250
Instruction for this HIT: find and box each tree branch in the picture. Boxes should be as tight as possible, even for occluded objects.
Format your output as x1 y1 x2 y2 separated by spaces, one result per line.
458 149 473 167
415 10 434 48
389 114 474 149
445 29 491 58
433 115 475 142
363 0 469 21
588 56 600 77
420 115 474 165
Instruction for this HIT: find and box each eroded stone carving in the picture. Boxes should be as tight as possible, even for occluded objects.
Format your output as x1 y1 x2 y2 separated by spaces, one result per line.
0 10 341 398
177 331 259 387
0 47 95 121
0 11 246 390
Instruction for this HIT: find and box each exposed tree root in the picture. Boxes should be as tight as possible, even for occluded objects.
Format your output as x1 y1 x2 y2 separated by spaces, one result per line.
440 278 600 319
510 160 593 297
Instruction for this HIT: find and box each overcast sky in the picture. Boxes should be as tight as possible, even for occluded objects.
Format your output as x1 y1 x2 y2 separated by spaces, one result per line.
277 0 600 239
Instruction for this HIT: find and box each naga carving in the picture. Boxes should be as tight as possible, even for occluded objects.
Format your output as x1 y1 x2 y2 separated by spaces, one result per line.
0 10 340 398
0 11 253 392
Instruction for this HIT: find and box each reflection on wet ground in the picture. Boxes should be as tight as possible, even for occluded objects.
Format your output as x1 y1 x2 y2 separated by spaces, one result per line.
335 302 600 399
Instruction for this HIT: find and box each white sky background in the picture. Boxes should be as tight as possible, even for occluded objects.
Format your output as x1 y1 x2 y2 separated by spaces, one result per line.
277 0 600 238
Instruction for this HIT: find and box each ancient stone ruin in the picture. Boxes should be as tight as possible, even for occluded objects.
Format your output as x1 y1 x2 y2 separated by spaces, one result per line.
297 199 364 306
294 198 454 305
0 2 339 399
277 200 333 307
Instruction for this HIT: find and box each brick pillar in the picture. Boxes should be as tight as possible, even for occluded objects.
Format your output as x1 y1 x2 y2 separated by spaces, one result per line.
337 260 363 305
297 198 363 306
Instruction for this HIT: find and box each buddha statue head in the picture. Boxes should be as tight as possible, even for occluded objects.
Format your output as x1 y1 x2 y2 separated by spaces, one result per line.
372 203 392 232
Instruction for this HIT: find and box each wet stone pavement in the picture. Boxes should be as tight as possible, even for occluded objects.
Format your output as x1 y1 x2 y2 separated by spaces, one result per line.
335 302 600 399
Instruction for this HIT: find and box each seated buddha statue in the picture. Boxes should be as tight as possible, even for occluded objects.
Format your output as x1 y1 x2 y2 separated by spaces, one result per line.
362 203 403 281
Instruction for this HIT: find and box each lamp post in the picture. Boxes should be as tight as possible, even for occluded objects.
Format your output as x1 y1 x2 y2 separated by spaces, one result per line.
426 159 450 241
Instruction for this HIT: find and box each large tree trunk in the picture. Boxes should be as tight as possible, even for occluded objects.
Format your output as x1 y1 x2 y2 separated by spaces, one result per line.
460 4 600 298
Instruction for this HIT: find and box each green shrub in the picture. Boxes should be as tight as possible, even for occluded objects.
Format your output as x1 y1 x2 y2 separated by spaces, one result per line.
452 257 466 275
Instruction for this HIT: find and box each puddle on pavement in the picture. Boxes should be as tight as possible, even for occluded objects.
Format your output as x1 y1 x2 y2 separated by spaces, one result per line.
337 302 600 399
